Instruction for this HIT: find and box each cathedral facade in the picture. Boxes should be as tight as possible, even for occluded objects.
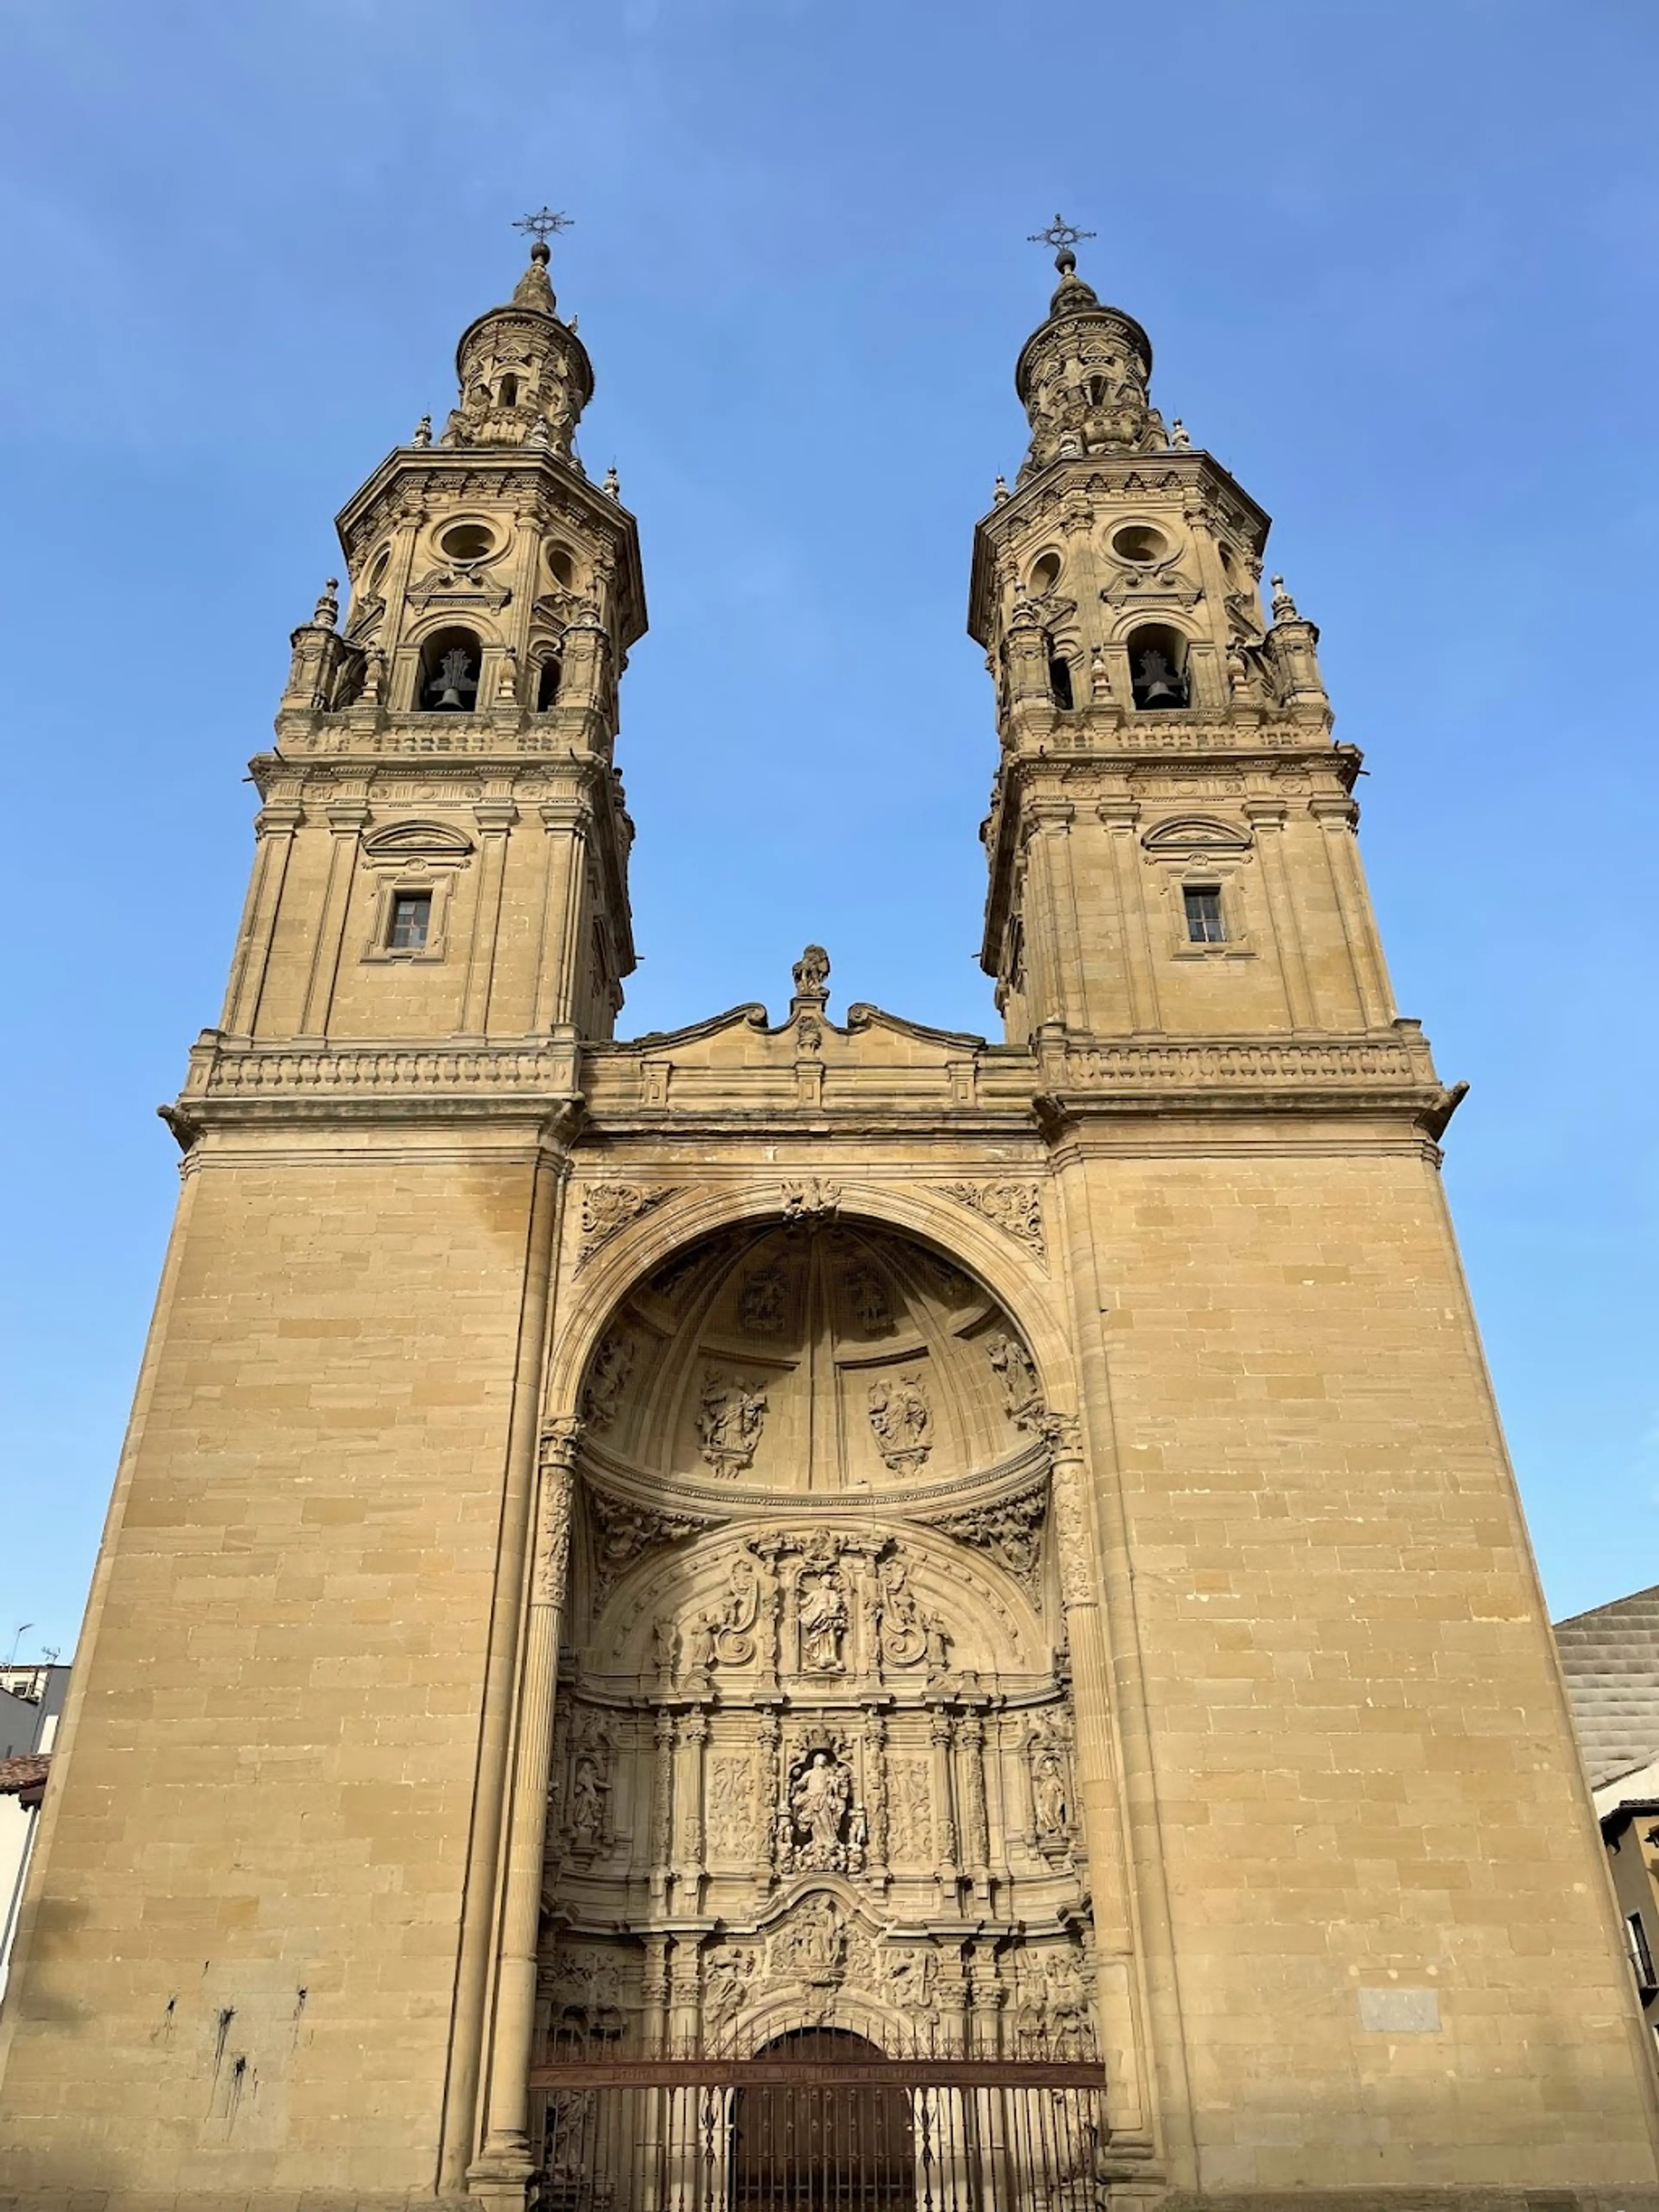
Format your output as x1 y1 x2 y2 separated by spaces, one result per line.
1 233 1656 2211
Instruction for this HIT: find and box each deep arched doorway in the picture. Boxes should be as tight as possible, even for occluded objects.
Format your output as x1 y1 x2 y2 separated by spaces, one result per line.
732 2028 915 2212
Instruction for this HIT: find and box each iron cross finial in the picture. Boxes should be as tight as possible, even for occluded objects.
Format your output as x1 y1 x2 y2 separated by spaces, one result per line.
1027 213 1095 255
514 207 574 249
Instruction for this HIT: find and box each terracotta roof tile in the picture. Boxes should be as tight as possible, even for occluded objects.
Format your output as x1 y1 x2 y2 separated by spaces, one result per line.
0 1753 49 1802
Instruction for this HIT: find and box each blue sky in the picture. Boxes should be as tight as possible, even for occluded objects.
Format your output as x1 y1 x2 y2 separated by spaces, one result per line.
0 0 1654 1656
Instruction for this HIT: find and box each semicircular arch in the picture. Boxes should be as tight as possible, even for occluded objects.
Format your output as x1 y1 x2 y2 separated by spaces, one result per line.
548 1179 1077 1436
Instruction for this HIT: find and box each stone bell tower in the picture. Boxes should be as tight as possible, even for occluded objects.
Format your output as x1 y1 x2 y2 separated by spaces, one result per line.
242 219 644 1057
973 233 1378 1051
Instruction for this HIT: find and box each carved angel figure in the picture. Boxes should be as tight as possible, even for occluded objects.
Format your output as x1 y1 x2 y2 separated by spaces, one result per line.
798 1570 848 1672
697 1371 769 1474
867 1372 932 1472
703 1945 755 2028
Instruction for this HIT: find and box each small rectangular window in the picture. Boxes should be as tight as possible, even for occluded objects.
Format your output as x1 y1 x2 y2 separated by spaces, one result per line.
388 891 432 952
1183 885 1226 944
1627 1911 1657 1994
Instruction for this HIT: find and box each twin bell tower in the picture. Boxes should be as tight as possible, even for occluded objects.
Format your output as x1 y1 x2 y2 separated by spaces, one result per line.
2 217 1655 2212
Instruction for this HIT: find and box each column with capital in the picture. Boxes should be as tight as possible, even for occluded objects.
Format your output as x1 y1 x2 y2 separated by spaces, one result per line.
469 1423 581 2206
1045 1417 1146 2144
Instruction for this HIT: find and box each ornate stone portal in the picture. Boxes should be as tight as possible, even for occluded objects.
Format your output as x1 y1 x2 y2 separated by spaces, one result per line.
537 1220 1090 2066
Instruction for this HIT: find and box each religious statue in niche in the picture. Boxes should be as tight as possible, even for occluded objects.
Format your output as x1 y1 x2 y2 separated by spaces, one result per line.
563 1714 614 1862
875 1555 927 1669
697 1370 769 1476
568 1754 605 1851
798 1566 849 1672
1026 1710 1074 1854
785 1744 856 1872
867 1372 932 1472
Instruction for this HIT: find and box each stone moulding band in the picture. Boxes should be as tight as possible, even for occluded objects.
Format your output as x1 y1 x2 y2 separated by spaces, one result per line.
200 1045 570 1092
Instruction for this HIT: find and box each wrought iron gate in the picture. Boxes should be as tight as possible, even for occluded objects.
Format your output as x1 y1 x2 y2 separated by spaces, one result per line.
529 2035 1108 2212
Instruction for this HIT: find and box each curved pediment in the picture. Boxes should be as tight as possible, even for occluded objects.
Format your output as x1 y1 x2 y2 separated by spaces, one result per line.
1140 813 1252 854
361 819 476 859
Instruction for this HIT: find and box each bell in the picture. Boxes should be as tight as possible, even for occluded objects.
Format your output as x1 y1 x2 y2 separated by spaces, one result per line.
1135 647 1185 708
427 647 477 711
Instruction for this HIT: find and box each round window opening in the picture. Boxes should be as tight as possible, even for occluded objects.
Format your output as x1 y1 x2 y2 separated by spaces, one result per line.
548 545 576 588
1111 523 1168 566
1030 551 1062 596
440 522 496 564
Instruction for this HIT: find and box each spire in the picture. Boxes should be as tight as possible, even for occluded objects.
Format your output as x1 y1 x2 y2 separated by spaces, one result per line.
1014 214 1164 481
439 211 594 456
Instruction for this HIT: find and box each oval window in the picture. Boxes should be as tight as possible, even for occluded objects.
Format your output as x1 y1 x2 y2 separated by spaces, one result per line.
440 522 495 563
1030 551 1062 595
1111 523 1168 566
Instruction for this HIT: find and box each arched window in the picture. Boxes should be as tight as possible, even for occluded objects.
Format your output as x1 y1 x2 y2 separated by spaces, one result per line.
498 373 519 408
536 655 563 711
1048 654 1075 710
418 627 482 712
1127 624 1189 711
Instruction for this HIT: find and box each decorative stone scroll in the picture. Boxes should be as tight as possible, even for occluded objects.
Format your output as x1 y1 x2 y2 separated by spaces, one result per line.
578 1181 669 1265
939 1179 1047 1264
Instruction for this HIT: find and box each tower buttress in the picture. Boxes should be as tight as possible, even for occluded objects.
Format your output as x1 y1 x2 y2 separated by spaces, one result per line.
971 244 1393 1051
224 235 645 1053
